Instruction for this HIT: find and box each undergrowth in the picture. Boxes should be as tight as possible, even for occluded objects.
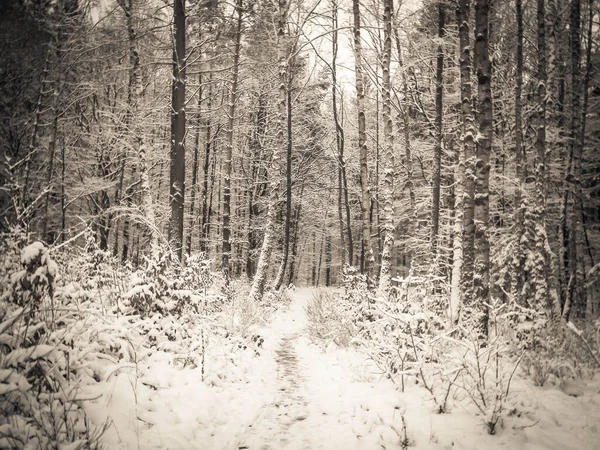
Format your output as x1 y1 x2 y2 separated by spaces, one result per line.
0 227 273 448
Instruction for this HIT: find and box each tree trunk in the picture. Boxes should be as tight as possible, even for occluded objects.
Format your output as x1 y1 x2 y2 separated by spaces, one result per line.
43 38 62 244
205 130 218 254
340 97 353 267
273 82 293 290
223 0 243 275
392 12 416 250
431 5 445 262
200 77 213 253
325 234 332 287
187 72 202 257
249 0 288 303
168 0 186 262
474 0 493 336
581 0 594 317
60 135 66 241
378 0 395 295
43 107 59 243
457 0 477 308
565 0 586 317
125 0 159 259
512 0 525 304
22 46 52 217
353 0 373 276
246 94 267 277
288 199 303 285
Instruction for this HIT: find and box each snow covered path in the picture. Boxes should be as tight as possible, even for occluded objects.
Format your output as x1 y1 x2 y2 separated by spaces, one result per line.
87 289 600 450
232 289 409 450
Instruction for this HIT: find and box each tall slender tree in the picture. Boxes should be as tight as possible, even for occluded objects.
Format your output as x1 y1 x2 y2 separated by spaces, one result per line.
223 0 243 275
249 0 288 302
473 0 493 335
456 0 477 308
378 0 395 294
431 3 445 262
168 0 187 262
353 0 374 276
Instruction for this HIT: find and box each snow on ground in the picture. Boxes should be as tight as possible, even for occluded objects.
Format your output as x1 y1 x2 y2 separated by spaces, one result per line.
84 289 600 449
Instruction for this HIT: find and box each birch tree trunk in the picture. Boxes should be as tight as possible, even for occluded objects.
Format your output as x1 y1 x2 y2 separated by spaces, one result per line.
353 0 373 276
378 0 395 295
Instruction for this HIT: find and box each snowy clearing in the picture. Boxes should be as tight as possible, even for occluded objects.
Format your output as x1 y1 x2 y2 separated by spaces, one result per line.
83 289 600 450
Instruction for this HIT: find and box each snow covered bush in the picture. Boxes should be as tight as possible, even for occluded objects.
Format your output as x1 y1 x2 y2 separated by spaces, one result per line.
55 231 128 313
490 292 599 387
123 250 225 318
304 267 373 349
0 235 107 449
340 265 373 321
361 293 458 412
517 318 600 386
306 289 359 348
450 330 524 435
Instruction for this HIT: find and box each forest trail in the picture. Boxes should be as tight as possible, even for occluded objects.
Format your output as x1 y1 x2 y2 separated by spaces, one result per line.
234 288 403 450
89 289 600 450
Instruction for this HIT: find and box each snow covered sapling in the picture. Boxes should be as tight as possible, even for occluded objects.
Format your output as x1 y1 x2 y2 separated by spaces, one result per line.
9 241 58 329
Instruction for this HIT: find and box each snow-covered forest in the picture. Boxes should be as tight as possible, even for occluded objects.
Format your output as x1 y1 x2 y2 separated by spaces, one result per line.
0 0 599 447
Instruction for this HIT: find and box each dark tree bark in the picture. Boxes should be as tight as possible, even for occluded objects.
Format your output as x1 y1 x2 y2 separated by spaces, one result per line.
512 0 525 304
187 72 202 257
431 4 445 261
200 78 214 253
564 0 587 317
288 198 302 285
168 0 186 262
22 47 52 219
